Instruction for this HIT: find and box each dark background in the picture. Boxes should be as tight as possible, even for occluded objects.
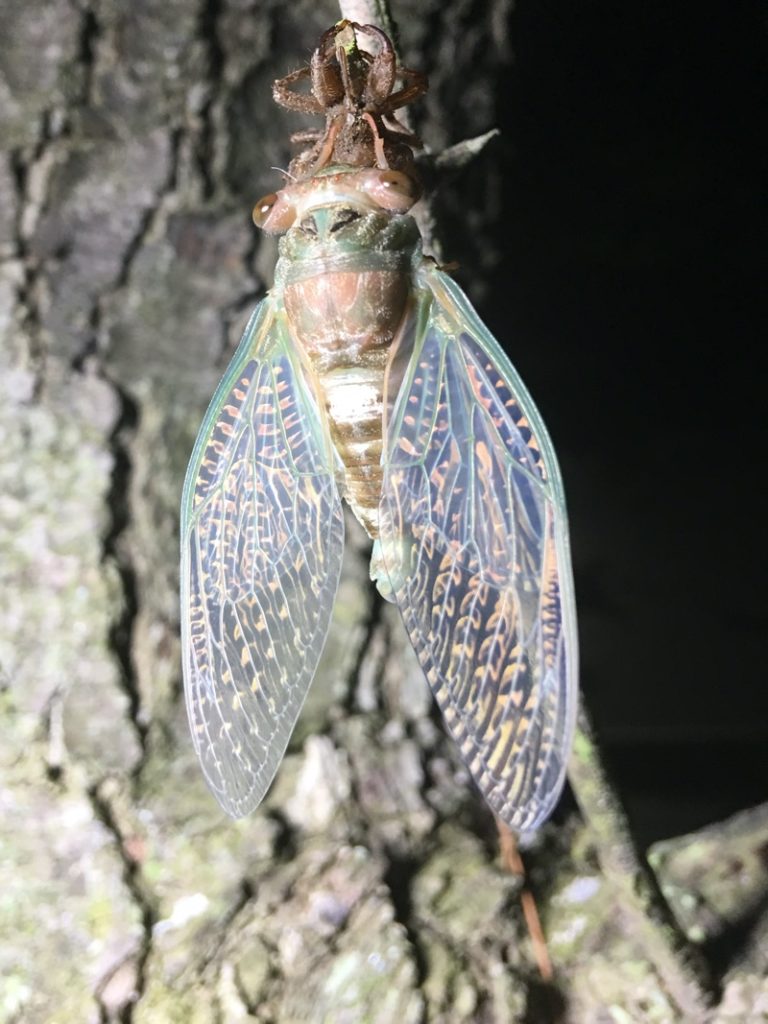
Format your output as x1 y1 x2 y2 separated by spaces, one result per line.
468 0 767 844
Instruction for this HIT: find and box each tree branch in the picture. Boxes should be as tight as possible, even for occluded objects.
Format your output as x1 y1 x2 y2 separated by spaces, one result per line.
570 698 715 1015
338 1 718 1014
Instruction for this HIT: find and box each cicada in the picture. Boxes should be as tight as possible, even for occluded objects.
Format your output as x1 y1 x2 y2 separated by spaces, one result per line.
181 22 578 832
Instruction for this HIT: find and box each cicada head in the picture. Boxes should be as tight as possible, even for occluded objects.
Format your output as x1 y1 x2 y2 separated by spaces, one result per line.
253 168 420 233
253 168 422 277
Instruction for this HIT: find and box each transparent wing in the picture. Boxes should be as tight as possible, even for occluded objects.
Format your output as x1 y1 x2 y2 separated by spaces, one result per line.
378 268 578 831
181 298 344 817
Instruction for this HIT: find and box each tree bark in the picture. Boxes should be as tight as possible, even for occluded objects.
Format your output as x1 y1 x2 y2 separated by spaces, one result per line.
1 1 766 1022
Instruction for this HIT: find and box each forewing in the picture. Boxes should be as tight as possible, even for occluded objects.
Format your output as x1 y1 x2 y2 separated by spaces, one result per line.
379 269 577 831
181 299 344 817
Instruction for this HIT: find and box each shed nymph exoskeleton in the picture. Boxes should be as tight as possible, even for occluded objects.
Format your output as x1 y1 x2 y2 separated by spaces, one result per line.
181 21 578 832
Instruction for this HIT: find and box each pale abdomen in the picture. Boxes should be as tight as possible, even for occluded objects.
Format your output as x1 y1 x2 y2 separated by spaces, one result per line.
283 267 410 537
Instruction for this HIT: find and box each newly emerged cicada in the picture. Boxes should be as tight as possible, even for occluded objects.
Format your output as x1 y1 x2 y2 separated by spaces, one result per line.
181 22 578 831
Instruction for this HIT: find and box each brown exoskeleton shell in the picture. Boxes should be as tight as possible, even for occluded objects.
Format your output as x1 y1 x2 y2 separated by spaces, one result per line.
273 20 427 180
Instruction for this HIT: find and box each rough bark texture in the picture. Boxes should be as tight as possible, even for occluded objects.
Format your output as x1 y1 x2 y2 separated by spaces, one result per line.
1 2 766 1022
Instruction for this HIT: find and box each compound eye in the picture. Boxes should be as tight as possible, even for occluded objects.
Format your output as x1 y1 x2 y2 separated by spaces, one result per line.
252 192 278 227
365 170 420 212
252 191 297 233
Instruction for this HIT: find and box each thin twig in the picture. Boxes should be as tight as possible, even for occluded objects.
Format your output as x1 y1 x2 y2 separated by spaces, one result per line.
337 0 397 43
497 821 554 981
434 129 500 170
